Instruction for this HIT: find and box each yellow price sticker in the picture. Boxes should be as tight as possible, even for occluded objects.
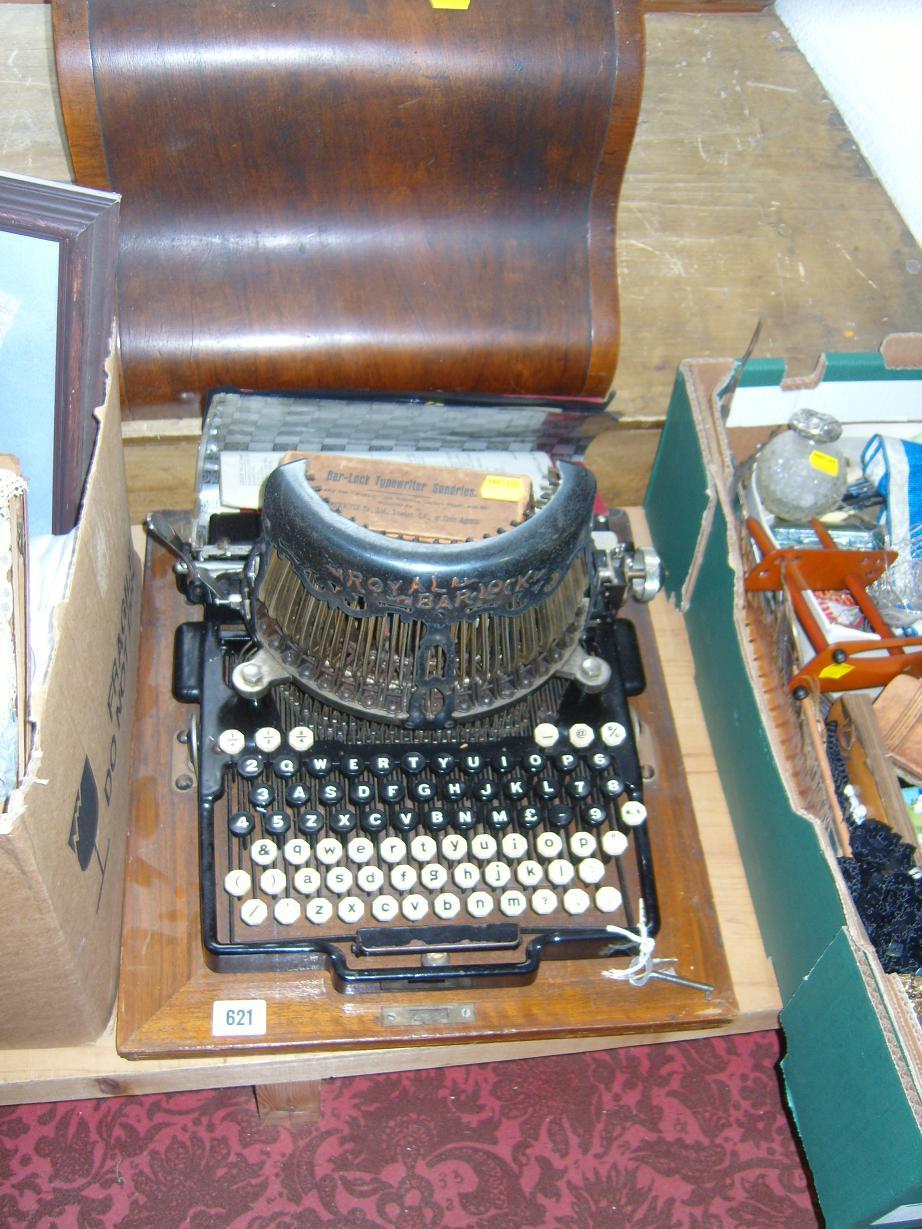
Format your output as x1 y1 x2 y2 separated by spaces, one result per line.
430 0 471 8
809 449 840 478
818 662 854 681
480 474 526 502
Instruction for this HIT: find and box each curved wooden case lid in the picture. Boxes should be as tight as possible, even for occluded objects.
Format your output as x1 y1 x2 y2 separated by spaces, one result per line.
52 0 643 416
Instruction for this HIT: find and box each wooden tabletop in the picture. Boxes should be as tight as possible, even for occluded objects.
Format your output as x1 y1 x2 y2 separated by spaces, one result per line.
0 511 778 1105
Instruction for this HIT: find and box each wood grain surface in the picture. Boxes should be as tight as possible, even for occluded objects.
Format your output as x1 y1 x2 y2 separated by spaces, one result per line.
50 0 643 412
2 6 919 507
116 537 736 1058
645 2 771 10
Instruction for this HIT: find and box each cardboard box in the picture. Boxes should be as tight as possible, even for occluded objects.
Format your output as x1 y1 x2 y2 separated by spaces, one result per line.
644 338 922 1229
0 348 140 1047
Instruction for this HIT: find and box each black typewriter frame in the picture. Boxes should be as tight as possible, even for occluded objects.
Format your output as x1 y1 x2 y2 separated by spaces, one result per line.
171 506 660 993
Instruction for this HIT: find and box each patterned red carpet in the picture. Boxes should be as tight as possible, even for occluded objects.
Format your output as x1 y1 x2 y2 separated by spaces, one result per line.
0 1032 819 1229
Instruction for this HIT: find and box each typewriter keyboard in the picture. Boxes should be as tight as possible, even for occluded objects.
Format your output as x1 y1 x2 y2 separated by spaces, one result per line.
210 718 654 960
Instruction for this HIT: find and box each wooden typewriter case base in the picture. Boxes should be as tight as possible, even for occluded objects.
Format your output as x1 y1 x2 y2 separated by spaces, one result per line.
117 540 736 1059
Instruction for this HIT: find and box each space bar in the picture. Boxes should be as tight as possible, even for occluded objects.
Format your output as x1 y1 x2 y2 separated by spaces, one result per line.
354 923 520 956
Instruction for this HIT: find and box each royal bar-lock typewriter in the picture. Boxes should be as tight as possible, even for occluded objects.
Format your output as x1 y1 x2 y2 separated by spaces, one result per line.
151 392 666 993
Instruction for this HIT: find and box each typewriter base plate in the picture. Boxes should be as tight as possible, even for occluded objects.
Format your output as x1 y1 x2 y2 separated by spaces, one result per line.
117 540 737 1058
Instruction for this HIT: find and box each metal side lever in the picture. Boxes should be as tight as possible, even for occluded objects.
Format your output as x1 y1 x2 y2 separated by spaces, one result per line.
631 958 714 999
147 512 245 608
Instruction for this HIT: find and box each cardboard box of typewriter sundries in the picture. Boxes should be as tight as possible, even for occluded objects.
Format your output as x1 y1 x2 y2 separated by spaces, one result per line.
0 346 140 1047
644 335 922 1229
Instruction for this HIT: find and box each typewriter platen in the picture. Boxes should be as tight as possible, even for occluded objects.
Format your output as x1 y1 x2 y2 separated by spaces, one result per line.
153 395 665 993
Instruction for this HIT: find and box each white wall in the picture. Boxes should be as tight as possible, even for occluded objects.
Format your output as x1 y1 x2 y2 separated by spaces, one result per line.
776 0 922 248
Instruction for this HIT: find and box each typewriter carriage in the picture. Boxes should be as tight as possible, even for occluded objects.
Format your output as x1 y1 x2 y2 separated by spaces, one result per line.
239 457 619 730
158 455 661 734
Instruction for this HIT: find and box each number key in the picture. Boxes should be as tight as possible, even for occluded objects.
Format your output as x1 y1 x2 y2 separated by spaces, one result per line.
229 810 255 838
237 753 263 779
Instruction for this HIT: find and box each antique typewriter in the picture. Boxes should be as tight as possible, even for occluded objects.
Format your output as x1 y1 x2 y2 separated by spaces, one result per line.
152 393 663 992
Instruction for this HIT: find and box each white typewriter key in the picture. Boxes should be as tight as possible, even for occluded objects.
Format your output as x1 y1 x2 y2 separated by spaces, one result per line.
621 801 648 827
563 887 591 915
500 889 528 917
467 891 494 919
470 833 498 861
402 894 429 920
535 831 563 859
390 864 418 892
501 832 528 860
306 897 334 924
516 859 544 887
433 892 462 920
255 726 282 753
218 728 246 756
595 885 623 913
440 834 468 862
224 869 252 898
410 834 438 862
347 837 375 864
380 836 407 865
315 837 344 866
293 867 321 895
531 888 558 915
569 830 597 858
547 858 575 887
240 898 269 926
326 866 354 895
602 829 629 857
288 725 315 752
337 896 365 923
533 721 559 749
357 864 385 893
420 863 448 890
577 857 606 885
260 868 287 896
283 839 311 866
600 721 627 748
568 722 595 749
250 839 279 867
484 861 512 889
371 894 400 922
452 861 481 889
274 897 301 926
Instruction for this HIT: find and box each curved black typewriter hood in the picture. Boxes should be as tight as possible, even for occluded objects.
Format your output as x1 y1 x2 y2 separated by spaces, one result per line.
256 458 597 624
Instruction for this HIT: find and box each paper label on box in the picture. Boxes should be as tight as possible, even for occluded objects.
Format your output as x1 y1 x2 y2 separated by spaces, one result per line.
212 999 267 1037
430 0 471 8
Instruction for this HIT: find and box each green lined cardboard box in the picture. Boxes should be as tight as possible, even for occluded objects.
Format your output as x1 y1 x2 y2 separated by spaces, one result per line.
644 337 922 1229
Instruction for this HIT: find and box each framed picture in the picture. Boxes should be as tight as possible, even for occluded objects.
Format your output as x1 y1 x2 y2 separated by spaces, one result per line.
0 173 119 535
